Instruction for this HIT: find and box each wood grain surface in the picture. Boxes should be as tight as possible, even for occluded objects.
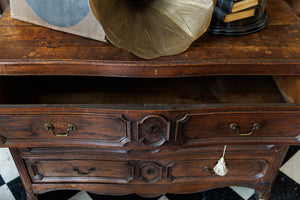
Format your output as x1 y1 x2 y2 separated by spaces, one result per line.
1 105 300 148
0 0 299 77
0 0 299 199
22 145 288 199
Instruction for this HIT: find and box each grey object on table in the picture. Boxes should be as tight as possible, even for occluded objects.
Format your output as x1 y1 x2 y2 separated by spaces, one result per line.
10 0 106 42
25 0 90 27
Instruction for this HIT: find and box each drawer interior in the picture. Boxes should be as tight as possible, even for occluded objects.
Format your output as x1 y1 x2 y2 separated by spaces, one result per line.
0 76 285 104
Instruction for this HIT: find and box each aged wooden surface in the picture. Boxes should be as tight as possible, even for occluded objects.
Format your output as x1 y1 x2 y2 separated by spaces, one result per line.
1 105 300 149
25 150 272 184
0 0 299 77
285 0 300 15
0 0 299 199
19 145 288 199
26 159 134 183
274 76 300 103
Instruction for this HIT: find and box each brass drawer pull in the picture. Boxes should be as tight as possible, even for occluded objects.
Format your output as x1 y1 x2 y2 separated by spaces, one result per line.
72 167 96 176
230 123 261 136
44 124 77 137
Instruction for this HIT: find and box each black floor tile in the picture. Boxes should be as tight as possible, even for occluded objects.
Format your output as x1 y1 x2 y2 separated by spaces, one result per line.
269 172 300 200
6 177 27 200
0 174 5 187
88 193 157 200
282 146 300 165
202 187 244 200
248 194 259 200
38 190 81 200
166 192 203 200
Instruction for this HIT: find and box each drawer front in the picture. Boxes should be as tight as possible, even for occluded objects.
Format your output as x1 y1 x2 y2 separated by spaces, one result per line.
0 112 131 147
136 158 271 184
25 157 271 184
1 106 300 148
26 159 134 183
168 159 269 182
23 145 279 185
176 111 300 145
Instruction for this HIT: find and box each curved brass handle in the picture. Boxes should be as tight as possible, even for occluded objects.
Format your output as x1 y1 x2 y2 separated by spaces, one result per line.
230 123 261 136
72 167 96 176
44 124 77 137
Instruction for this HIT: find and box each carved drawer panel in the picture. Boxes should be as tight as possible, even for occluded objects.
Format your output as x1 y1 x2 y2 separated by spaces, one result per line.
176 111 300 145
0 112 131 147
25 159 134 183
21 145 278 185
1 106 300 149
137 115 171 147
167 158 269 182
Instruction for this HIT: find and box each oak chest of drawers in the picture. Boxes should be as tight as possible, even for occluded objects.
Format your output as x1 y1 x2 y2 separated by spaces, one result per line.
0 0 299 199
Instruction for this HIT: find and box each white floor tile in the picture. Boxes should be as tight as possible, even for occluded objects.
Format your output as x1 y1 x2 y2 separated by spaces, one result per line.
68 191 92 200
280 150 300 184
0 148 19 183
158 195 169 200
230 186 255 200
0 184 16 200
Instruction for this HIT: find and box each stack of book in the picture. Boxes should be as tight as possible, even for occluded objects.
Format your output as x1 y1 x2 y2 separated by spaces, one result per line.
208 0 269 35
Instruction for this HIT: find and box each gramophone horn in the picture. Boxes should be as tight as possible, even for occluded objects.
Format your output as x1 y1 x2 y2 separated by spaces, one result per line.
89 0 216 59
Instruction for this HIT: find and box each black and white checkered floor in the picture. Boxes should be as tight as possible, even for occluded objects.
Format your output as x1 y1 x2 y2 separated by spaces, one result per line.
0 146 299 200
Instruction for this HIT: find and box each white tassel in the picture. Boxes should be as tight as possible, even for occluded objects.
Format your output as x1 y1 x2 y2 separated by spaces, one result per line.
213 145 228 176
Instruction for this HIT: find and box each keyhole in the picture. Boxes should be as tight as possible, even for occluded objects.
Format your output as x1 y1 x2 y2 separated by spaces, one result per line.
148 124 160 135
147 168 155 175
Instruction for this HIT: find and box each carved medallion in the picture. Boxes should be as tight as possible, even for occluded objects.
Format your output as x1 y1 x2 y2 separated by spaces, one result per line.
137 115 170 147
139 162 163 183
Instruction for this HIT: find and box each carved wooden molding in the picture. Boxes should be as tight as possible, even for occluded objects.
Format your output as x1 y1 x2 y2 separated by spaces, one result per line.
175 114 190 144
0 113 132 147
137 115 170 147
296 135 300 142
31 161 44 181
166 162 176 182
117 115 132 146
124 162 135 183
0 135 7 145
167 159 270 182
255 160 270 180
28 160 135 183
139 162 163 183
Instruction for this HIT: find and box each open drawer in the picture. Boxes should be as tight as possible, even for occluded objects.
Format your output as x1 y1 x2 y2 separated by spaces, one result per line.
0 75 299 148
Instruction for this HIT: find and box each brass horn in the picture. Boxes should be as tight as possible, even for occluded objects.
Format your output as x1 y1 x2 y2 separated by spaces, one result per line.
89 0 216 59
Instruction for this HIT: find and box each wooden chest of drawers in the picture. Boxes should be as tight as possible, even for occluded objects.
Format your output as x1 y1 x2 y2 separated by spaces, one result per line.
0 0 299 199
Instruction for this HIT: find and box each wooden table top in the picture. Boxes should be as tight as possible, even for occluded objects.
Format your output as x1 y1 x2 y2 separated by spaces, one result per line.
0 0 299 77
